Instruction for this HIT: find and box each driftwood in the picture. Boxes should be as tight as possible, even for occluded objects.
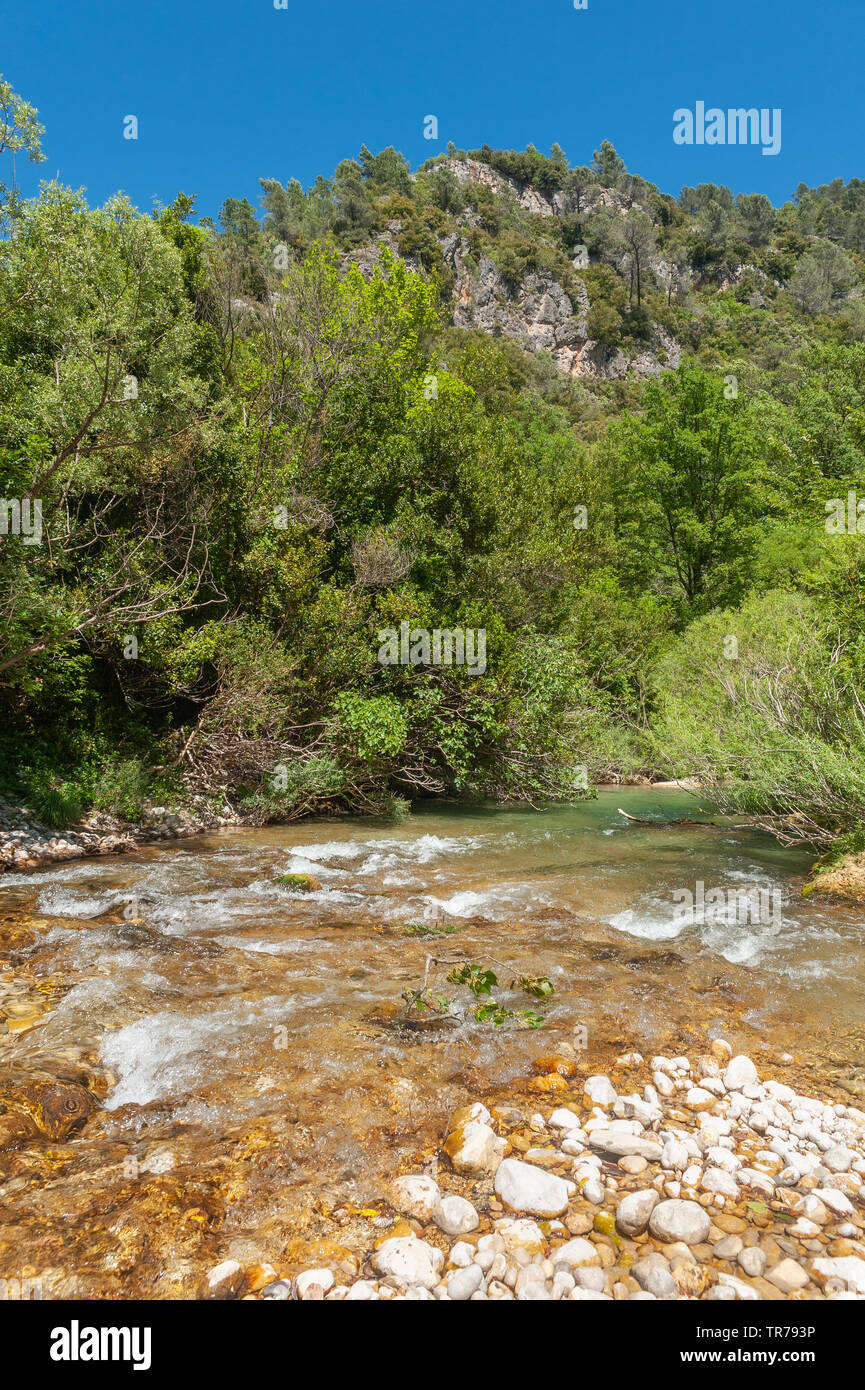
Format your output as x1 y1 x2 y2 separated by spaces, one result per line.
617 807 723 829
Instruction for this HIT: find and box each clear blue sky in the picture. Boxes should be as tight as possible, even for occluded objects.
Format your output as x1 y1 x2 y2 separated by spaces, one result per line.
3 0 863 219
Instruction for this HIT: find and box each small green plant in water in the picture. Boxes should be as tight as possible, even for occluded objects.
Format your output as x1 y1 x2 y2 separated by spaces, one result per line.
403 921 462 937
411 988 453 1014
513 974 555 999
447 962 555 1027
402 958 554 1028
447 963 498 996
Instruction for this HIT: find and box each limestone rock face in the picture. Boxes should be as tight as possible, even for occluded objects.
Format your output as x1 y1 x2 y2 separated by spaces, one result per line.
343 152 683 387
446 244 680 383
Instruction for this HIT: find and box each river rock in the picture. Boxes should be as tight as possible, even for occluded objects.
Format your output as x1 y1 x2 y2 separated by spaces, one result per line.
344 1280 379 1301
583 1075 617 1107
615 1189 660 1236
588 1129 663 1162
812 1256 865 1293
723 1055 758 1089
788 1218 821 1239
648 1199 711 1246
765 1259 809 1293
391 1174 442 1223
619 1155 648 1174
685 1086 717 1112
372 1235 444 1289
802 1195 829 1224
443 1120 506 1175
813 1187 855 1217
700 1167 738 1197
494 1218 546 1255
549 1107 582 1130
737 1247 767 1277
718 1271 762 1300
661 1138 689 1170
713 1234 744 1259
201 1259 245 1300
436 1194 479 1236
447 1264 484 1300
494 1158 571 1217
823 1145 854 1173
450 1102 491 1128
259 1280 291 1300
653 1069 676 1097
296 1267 335 1299
447 1241 474 1268
553 1237 600 1268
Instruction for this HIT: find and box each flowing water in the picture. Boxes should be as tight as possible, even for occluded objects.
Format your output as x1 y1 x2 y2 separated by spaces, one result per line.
2 788 865 1296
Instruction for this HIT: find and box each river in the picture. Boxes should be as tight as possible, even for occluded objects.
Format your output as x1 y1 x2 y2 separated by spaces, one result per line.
1 788 864 1295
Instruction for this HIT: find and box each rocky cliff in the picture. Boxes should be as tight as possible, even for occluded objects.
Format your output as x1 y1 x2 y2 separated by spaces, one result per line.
350 156 682 382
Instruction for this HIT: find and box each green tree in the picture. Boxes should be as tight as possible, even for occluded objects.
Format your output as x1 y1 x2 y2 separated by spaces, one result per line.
0 184 217 680
0 73 45 196
591 141 625 188
608 363 779 616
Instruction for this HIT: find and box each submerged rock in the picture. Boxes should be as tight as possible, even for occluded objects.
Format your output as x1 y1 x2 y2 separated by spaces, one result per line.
274 873 322 893
0 1069 97 1141
442 1120 506 1175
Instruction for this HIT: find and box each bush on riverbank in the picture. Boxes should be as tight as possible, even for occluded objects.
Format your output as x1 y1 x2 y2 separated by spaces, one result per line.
651 588 865 844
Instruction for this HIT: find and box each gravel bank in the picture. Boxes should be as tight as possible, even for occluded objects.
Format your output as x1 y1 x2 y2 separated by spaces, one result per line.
204 1045 865 1301
0 794 240 872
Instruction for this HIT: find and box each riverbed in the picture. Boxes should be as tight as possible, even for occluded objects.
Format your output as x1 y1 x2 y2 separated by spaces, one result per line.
1 789 864 1296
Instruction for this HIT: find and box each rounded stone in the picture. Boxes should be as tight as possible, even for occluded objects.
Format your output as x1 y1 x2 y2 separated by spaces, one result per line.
435 1194 479 1236
447 1264 484 1300
372 1235 444 1290
494 1158 571 1217
648 1199 711 1246
615 1188 660 1237
723 1055 759 1090
390 1174 442 1223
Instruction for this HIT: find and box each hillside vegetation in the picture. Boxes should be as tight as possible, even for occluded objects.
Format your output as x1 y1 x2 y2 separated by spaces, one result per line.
2 88 864 845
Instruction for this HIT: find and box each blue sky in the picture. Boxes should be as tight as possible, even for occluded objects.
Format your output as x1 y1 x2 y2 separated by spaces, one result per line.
2 0 863 219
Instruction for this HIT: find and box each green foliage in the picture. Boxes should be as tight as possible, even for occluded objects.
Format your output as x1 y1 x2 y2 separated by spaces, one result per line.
90 758 151 821
606 363 784 618
30 784 83 828
3 88 865 847
466 143 569 194
439 962 555 1027
0 72 45 203
332 692 409 763
651 589 865 841
447 963 498 996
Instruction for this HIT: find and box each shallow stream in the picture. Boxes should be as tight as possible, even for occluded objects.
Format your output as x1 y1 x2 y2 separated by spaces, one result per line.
2 789 864 1295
